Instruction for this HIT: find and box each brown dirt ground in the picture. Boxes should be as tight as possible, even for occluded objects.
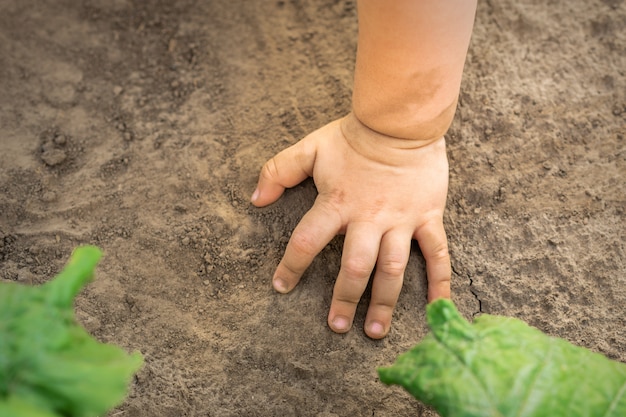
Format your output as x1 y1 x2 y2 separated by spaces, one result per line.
1 0 625 416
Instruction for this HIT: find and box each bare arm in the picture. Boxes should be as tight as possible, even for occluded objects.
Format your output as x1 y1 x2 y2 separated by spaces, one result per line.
353 0 476 142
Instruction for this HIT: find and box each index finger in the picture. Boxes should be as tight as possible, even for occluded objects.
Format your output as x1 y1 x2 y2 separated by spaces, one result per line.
273 200 342 293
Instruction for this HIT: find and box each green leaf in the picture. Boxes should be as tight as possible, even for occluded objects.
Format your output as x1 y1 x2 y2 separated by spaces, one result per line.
378 299 626 417
0 246 143 417
0 395 60 417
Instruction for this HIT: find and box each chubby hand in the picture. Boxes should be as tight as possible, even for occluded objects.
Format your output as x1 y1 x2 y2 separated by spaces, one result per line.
251 113 451 339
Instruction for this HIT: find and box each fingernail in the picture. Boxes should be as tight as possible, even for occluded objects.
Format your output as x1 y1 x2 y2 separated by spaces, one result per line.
250 188 260 203
368 321 385 338
273 278 288 293
331 316 350 332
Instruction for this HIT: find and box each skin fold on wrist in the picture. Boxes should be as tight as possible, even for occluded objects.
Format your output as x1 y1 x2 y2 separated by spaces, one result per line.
339 112 448 167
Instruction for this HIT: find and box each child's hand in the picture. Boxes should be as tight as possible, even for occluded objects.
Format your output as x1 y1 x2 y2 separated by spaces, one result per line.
251 113 451 339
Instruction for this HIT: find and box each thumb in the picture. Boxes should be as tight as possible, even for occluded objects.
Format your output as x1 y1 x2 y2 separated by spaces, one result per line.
251 139 315 207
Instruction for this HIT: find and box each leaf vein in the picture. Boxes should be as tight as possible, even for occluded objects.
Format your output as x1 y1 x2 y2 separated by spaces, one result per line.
602 378 626 417
432 331 504 417
514 336 556 417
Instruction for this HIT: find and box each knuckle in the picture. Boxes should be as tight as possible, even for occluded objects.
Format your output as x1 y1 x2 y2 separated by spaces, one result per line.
261 158 280 181
333 289 362 305
377 253 407 277
335 295 361 306
436 275 451 285
342 257 373 279
429 241 450 262
371 299 396 311
315 193 343 217
289 230 318 258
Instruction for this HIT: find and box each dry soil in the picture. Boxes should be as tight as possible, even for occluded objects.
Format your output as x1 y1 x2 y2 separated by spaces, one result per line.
1 0 625 416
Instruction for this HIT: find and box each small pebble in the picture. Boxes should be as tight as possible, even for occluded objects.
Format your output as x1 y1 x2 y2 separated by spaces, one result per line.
17 270 32 283
53 134 66 145
41 191 57 202
41 149 67 166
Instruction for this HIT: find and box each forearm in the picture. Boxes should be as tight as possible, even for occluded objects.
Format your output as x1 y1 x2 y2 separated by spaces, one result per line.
352 0 477 142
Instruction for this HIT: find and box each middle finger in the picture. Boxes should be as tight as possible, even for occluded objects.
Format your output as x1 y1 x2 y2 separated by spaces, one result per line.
328 222 381 333
365 229 412 339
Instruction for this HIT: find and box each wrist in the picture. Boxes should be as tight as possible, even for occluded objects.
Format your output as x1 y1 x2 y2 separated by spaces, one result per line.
351 97 457 143
339 112 447 167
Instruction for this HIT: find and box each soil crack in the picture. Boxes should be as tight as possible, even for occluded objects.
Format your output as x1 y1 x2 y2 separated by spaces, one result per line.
452 264 483 316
